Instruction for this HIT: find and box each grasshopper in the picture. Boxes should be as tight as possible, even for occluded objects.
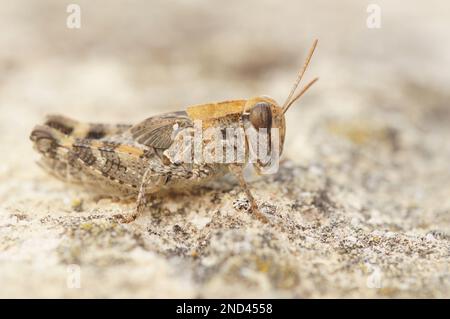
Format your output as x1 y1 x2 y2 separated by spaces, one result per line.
30 40 318 223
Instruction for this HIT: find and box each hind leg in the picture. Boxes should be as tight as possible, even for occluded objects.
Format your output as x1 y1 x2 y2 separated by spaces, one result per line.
43 114 132 140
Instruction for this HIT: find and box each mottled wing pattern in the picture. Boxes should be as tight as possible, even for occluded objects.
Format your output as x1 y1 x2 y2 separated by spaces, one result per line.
129 111 192 149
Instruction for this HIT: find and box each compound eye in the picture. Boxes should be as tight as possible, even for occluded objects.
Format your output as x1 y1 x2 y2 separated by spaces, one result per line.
249 102 272 130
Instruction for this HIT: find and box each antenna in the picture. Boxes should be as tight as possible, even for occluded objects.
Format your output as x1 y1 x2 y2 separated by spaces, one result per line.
281 39 318 113
282 77 318 114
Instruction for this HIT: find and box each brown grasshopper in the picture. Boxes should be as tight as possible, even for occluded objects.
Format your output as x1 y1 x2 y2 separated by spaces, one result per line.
30 40 318 223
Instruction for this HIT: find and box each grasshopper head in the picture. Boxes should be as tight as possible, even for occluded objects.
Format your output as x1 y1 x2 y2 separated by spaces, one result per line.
243 39 319 174
243 96 286 157
242 96 293 174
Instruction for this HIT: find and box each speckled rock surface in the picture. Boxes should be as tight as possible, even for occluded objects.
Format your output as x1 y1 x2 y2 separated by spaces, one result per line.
0 0 449 298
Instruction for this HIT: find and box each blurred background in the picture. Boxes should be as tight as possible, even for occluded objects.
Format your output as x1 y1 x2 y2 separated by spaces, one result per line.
0 0 449 298
1 0 449 159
